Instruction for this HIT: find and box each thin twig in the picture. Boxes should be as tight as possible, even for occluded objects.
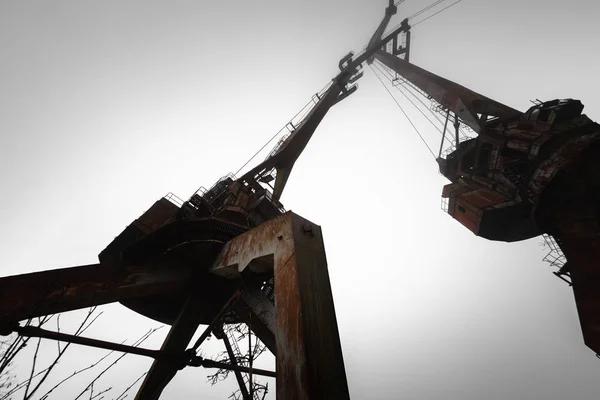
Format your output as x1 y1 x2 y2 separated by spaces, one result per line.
0 368 50 400
38 347 119 400
114 371 147 400
90 386 111 399
73 327 162 400
56 315 62 354
25 307 100 399
22 335 42 399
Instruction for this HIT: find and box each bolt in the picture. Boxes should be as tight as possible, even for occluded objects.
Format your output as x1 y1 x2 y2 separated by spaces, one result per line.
303 223 313 236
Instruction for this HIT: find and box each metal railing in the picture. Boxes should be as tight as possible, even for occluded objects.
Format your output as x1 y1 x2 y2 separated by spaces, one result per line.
441 197 449 213
542 234 567 269
265 190 286 213
542 234 571 285
164 192 184 207
263 84 332 161
267 132 291 159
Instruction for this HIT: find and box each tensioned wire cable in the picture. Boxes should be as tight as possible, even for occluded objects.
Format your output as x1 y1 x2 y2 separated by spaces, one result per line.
373 59 472 143
413 0 463 27
370 64 437 159
373 61 446 136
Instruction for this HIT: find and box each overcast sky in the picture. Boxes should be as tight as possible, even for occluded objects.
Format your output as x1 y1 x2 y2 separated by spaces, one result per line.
1 0 600 399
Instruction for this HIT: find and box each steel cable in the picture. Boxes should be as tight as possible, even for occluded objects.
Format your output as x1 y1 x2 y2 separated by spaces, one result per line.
408 0 446 20
374 60 473 143
370 64 437 159
412 0 464 26
376 61 443 133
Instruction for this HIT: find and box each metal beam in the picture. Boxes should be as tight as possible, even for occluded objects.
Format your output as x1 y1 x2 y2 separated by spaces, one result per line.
374 49 521 132
366 0 398 64
135 289 240 400
0 262 193 325
212 212 349 400
14 325 182 362
233 287 277 356
218 326 251 400
13 325 276 378
198 359 276 378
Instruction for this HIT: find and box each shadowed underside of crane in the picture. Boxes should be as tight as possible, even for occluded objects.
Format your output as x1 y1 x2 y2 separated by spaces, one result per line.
371 15 600 356
0 1 599 399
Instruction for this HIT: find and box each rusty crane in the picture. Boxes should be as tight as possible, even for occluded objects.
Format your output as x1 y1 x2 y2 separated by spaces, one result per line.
1 1 599 398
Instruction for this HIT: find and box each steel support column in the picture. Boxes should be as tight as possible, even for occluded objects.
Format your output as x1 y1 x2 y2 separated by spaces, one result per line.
135 289 240 400
212 212 349 400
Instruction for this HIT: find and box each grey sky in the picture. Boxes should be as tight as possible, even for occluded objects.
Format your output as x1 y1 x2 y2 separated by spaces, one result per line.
1 0 600 398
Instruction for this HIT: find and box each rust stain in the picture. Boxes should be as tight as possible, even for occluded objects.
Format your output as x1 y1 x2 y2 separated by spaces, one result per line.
212 213 293 277
275 247 307 400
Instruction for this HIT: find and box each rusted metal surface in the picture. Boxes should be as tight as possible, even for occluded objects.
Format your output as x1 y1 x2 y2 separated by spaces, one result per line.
277 213 349 399
211 213 293 278
212 212 349 400
0 262 193 325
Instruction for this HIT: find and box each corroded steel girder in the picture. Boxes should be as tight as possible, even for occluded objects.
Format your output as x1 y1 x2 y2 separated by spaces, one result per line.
212 212 349 400
374 49 521 132
0 262 194 326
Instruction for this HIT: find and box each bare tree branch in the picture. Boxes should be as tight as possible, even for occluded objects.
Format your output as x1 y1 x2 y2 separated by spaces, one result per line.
38 347 119 400
207 322 270 400
0 368 50 400
23 307 100 399
114 371 147 400
22 335 42 399
90 386 111 399
1 308 163 400
73 327 162 400
56 315 62 354
78 309 103 336
0 318 46 377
